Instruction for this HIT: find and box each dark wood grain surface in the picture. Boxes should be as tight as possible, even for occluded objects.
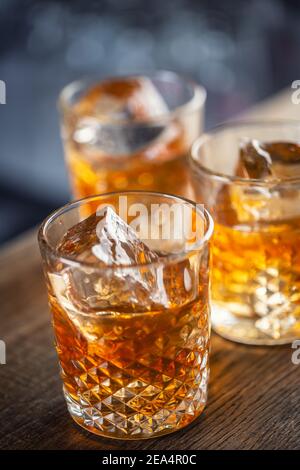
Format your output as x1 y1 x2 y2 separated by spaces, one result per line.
0 229 299 450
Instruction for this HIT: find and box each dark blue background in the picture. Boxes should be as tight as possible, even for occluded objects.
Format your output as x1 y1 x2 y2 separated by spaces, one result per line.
1 0 300 243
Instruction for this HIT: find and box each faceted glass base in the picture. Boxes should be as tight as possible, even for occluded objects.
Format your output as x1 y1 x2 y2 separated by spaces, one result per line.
212 303 298 346
65 388 206 440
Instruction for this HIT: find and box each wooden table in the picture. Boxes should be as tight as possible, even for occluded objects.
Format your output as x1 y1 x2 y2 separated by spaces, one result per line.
1 89 300 450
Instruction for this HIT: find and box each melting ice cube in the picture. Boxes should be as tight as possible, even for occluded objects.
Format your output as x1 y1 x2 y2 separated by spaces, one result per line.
57 206 159 266
261 141 300 178
55 207 166 311
237 139 300 180
73 77 170 155
49 207 199 337
232 139 300 222
237 139 273 179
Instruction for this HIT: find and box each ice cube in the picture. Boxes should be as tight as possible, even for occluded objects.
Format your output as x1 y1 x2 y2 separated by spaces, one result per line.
73 77 169 155
232 140 300 222
58 206 159 266
237 139 273 179
55 207 170 313
237 139 300 180
51 207 199 331
75 77 169 122
262 141 300 178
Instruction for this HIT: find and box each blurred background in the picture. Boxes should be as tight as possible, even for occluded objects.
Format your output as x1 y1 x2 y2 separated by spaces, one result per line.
0 0 300 244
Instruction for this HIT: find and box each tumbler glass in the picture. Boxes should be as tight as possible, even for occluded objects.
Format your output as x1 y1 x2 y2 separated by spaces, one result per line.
38 191 213 439
59 71 206 199
190 121 300 345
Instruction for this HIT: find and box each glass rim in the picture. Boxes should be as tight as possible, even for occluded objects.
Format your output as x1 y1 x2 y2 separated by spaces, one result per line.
38 190 214 271
58 70 206 127
190 119 300 187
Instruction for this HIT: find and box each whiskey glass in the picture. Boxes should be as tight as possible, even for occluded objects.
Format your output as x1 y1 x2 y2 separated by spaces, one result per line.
190 121 300 345
59 71 206 199
38 191 213 439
